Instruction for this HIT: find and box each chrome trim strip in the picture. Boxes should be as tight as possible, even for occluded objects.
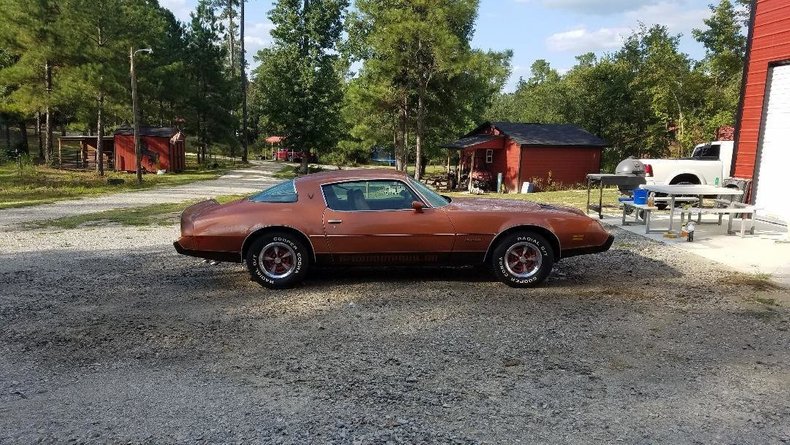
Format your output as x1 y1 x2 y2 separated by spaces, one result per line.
325 233 455 238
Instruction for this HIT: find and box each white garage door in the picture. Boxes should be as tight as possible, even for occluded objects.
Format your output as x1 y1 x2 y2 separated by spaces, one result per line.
755 64 790 225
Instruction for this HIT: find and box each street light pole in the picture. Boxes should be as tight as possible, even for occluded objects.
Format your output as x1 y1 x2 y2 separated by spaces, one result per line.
130 47 152 185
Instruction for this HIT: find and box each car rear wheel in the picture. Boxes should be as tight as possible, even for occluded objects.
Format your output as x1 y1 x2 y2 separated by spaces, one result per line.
491 231 554 287
246 232 309 289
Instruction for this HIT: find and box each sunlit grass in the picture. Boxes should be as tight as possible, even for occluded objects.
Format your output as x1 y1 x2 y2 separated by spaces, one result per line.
445 188 621 211
25 194 245 230
0 159 231 210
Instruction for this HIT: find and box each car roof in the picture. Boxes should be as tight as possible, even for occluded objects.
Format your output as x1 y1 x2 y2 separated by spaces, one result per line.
295 168 410 186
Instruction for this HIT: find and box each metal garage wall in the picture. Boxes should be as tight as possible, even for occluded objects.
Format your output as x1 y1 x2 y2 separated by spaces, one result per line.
754 64 790 225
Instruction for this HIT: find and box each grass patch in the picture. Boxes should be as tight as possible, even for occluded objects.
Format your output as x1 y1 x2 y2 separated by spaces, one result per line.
445 187 621 211
0 158 232 210
272 164 324 179
25 194 245 230
721 273 782 291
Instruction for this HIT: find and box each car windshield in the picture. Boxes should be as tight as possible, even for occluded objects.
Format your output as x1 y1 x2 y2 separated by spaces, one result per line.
407 177 450 208
249 180 298 203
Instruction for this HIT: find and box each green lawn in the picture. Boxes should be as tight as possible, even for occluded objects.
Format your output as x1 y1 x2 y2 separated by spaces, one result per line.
0 160 230 210
26 194 245 230
444 187 621 212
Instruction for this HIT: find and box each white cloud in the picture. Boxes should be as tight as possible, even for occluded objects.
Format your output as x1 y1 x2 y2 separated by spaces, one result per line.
160 0 191 22
625 2 711 35
546 27 629 52
244 21 275 55
517 0 663 15
545 1 712 54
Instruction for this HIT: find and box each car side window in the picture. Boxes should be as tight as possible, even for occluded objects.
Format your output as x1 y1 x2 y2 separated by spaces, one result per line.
322 180 420 211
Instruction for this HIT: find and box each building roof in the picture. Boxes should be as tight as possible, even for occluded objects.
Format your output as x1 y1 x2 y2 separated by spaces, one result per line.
471 122 608 147
58 135 114 141
441 134 500 149
114 126 180 137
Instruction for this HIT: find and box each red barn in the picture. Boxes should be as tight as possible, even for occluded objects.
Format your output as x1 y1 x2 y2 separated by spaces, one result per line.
114 126 186 173
445 122 607 192
732 0 790 223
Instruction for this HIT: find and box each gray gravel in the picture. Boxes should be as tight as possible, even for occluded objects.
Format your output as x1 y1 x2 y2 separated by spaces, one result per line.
1 213 789 443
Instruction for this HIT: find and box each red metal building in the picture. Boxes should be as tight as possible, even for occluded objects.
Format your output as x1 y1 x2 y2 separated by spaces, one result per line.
114 127 186 173
445 122 607 192
732 0 790 222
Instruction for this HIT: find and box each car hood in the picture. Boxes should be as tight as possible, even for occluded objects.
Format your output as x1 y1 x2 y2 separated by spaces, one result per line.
446 197 585 216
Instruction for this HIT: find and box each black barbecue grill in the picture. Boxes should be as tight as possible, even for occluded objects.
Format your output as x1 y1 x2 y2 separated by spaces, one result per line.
586 157 647 218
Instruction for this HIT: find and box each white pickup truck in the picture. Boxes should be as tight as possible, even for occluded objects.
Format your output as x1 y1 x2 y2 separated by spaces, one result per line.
641 141 734 186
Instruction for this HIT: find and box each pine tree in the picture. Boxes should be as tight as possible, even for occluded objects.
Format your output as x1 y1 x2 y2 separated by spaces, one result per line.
252 0 348 174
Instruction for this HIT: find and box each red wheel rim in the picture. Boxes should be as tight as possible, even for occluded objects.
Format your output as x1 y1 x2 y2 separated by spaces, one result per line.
258 242 296 279
504 242 542 279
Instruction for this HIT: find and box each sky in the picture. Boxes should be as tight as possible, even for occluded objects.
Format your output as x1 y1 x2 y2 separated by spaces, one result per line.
160 0 718 91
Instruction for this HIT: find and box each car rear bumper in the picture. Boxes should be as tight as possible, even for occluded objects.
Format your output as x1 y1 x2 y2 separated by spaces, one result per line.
173 241 241 263
561 234 615 258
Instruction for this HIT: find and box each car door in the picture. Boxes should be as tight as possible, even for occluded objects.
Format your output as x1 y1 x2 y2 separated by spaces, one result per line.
321 179 455 264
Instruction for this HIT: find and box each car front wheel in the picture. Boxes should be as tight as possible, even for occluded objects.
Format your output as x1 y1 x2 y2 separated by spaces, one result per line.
246 232 309 289
491 231 554 287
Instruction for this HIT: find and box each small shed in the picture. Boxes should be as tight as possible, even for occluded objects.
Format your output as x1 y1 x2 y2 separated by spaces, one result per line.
444 122 607 192
732 0 790 224
114 126 186 173
57 135 114 170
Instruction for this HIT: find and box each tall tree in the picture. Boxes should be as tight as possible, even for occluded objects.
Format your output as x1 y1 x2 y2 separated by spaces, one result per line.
0 0 63 164
347 0 510 178
185 0 238 164
252 0 348 174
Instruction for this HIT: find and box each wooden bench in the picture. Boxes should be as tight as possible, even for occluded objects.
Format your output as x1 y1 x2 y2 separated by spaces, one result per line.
674 206 757 236
621 201 660 234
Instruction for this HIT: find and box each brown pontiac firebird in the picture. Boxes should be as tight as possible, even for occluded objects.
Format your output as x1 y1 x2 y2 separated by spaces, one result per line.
174 169 613 289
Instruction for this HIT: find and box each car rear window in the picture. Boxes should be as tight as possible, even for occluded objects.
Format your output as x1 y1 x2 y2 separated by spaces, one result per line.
249 180 298 203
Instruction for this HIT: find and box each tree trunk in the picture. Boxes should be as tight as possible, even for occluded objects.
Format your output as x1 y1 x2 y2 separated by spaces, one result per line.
96 93 105 176
228 0 235 74
4 120 11 154
240 0 248 163
36 112 43 161
44 60 53 166
17 120 29 155
414 92 424 181
395 99 408 172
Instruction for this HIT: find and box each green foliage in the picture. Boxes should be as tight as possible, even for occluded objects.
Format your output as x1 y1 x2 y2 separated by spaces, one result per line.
343 0 510 177
185 0 239 158
251 0 348 174
487 2 748 171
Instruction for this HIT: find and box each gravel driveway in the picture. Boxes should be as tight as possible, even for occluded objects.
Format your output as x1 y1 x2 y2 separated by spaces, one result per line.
1 212 788 443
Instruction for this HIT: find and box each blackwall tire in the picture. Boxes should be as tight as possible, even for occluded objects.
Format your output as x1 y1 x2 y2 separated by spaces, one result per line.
246 232 309 289
491 231 555 288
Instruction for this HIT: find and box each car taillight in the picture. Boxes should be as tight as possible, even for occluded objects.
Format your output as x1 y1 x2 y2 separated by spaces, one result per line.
644 164 653 177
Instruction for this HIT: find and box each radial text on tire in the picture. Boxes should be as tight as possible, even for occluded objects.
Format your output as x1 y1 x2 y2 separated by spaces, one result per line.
246 232 309 289
491 231 555 287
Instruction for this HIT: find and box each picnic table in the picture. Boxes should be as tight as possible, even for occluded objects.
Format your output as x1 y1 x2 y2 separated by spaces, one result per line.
641 184 746 233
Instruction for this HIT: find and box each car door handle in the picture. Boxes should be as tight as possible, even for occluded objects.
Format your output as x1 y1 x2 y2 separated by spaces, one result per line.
327 219 343 224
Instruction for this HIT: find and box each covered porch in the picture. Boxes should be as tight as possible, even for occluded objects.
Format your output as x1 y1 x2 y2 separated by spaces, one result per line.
442 135 507 192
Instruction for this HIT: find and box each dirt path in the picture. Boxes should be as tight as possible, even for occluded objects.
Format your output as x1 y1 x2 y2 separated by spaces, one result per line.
0 161 281 230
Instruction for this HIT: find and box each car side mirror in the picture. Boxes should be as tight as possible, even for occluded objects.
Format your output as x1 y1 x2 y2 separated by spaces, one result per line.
411 201 424 213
